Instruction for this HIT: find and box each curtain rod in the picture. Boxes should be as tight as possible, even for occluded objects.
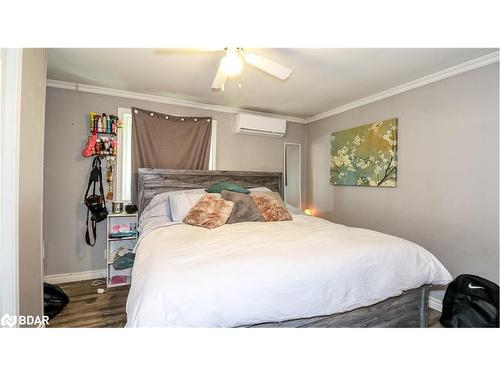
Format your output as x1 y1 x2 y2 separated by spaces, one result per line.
132 108 211 122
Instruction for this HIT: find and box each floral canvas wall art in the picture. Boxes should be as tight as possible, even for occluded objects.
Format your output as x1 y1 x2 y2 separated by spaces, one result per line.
330 118 397 187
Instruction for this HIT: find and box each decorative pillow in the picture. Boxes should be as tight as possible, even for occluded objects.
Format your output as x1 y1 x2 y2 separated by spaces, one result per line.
205 181 250 194
221 190 263 224
169 191 220 222
250 193 292 222
183 194 234 229
249 191 288 209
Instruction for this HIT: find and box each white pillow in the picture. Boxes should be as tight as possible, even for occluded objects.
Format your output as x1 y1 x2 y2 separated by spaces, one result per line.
286 203 304 215
140 194 172 230
169 191 221 222
248 186 272 192
146 197 173 220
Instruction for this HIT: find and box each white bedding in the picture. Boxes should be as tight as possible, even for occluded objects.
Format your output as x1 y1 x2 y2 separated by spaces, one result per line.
126 214 452 327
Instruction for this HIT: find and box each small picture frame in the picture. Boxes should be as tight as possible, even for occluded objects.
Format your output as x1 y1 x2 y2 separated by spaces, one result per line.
112 201 123 214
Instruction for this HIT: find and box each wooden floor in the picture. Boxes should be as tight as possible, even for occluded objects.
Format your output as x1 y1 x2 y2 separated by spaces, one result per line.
428 308 443 328
48 279 130 328
48 279 443 328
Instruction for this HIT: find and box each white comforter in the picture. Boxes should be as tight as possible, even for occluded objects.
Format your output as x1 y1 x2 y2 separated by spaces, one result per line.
126 215 452 327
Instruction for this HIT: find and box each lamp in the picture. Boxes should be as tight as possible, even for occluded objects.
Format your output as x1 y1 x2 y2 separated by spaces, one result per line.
220 49 243 76
304 208 313 216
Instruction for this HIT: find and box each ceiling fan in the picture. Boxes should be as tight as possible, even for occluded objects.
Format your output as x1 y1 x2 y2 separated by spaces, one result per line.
155 47 293 91
211 48 292 91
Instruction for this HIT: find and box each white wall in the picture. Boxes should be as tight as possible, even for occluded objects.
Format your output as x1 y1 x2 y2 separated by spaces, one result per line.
306 63 499 290
43 87 306 277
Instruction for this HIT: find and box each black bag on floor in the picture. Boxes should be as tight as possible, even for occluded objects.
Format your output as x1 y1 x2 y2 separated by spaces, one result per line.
440 274 499 328
44 283 69 320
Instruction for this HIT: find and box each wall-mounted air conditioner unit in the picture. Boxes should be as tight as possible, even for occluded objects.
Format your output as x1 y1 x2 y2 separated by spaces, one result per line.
235 113 286 138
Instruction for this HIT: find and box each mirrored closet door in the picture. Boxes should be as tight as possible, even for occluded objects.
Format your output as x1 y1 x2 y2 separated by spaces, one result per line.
283 143 301 209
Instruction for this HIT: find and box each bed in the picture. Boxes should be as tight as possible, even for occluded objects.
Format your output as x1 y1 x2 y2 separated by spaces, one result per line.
126 168 452 327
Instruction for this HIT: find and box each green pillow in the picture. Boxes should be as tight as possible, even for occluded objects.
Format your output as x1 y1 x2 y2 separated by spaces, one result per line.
205 181 250 194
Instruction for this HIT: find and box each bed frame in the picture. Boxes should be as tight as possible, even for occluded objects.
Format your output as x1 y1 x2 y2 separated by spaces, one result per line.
136 168 430 327
137 168 283 215
245 286 429 328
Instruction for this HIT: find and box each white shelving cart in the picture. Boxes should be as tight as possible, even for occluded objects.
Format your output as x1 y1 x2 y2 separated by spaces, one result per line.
106 213 138 288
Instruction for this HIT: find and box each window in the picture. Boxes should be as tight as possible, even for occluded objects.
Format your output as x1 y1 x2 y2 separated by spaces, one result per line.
115 107 217 202
116 108 132 202
208 118 217 171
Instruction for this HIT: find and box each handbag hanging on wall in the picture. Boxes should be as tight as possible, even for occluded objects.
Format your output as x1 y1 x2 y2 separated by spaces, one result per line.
84 156 108 246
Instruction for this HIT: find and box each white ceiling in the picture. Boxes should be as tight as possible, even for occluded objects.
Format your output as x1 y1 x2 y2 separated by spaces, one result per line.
47 48 496 119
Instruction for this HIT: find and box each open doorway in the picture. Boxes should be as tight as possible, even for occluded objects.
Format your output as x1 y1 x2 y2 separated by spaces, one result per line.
283 143 301 209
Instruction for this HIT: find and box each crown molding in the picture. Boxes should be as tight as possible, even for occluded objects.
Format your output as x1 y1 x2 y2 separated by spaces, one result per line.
305 51 499 123
46 79 308 124
47 80 77 91
47 51 499 125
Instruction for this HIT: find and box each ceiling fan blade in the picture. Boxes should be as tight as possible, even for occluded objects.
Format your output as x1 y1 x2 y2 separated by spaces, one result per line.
243 52 292 80
211 64 228 90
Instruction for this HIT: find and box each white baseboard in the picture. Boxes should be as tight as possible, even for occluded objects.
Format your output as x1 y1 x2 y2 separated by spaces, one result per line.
429 296 443 312
44 269 106 284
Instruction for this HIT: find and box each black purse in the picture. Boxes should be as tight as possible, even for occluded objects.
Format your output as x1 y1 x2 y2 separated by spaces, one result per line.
44 283 69 320
84 157 108 246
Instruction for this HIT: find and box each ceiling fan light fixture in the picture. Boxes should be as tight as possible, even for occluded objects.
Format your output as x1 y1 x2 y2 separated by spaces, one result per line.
220 50 243 76
244 52 257 64
211 47 292 90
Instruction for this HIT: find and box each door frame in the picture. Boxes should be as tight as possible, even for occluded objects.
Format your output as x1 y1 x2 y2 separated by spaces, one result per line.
283 142 302 209
0 49 22 323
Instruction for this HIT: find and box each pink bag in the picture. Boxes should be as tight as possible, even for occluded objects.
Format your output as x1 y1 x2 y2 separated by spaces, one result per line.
82 133 97 157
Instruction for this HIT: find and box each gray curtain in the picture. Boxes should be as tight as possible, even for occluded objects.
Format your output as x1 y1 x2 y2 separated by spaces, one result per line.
131 107 212 201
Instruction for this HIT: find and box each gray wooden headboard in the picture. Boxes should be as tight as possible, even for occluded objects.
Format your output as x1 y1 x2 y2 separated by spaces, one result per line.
137 168 283 215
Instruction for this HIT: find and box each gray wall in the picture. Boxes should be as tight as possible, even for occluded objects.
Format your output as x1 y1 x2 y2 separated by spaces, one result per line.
306 63 499 287
18 48 46 324
43 87 306 276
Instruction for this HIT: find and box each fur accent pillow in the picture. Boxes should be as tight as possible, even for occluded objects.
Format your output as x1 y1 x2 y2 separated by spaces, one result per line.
250 193 292 222
250 191 288 209
183 194 234 229
170 191 220 222
221 190 263 224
